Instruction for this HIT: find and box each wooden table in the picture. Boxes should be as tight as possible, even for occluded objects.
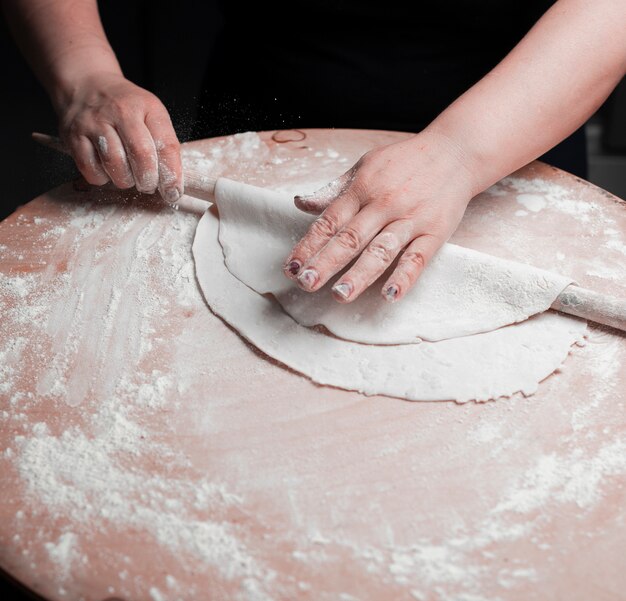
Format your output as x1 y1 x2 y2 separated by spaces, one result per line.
1 129 625 601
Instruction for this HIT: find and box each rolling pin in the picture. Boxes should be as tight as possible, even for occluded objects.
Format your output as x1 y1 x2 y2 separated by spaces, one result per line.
32 132 218 202
32 132 626 334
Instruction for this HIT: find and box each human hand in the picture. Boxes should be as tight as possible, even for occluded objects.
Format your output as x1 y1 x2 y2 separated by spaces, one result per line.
283 131 476 303
56 72 183 202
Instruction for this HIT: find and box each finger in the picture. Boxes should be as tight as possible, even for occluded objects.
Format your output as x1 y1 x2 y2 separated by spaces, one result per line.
68 135 109 185
93 127 135 189
116 120 159 194
380 233 443 302
145 111 183 204
296 206 385 292
294 169 355 214
330 219 414 303
283 188 360 279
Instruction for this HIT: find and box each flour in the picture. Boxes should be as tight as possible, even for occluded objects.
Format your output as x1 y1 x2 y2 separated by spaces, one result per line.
516 194 546 212
331 429 625 599
182 132 270 174
2 196 275 600
97 135 108 155
605 238 626 257
149 587 166 601
586 261 623 279
182 147 215 173
15 384 265 574
501 177 602 224
494 438 626 512
0 273 36 299
44 532 80 580
182 132 352 198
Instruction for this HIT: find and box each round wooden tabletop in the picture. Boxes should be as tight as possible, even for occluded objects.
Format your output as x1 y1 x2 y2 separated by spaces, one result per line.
1 129 625 601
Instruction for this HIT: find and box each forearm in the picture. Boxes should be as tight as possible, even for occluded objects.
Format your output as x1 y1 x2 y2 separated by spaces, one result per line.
2 0 121 110
426 0 626 195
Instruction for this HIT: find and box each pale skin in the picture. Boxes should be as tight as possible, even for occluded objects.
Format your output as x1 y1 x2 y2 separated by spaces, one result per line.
4 0 626 303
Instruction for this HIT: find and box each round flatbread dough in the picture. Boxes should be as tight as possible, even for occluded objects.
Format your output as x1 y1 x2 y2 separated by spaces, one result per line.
193 204 586 402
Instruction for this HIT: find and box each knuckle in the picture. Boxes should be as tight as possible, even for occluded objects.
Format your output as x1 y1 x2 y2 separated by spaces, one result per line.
311 214 340 238
157 139 180 155
67 120 86 138
100 150 117 166
377 191 396 210
400 250 426 271
143 91 161 107
364 242 394 263
114 98 134 116
347 177 368 202
73 153 91 172
334 226 362 251
129 141 156 161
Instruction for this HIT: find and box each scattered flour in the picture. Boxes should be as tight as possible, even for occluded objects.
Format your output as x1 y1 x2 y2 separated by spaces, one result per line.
502 177 601 224
2 198 274 600
182 132 352 196
494 438 626 512
516 194 546 212
605 238 626 257
44 532 81 580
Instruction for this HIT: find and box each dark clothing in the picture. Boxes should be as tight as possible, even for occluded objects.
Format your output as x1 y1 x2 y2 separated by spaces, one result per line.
195 1 587 178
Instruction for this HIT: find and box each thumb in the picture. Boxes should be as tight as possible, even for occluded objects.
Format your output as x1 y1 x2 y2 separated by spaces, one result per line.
294 169 355 215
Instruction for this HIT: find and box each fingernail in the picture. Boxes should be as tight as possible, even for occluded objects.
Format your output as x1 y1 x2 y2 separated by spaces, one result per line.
294 195 320 213
384 284 399 302
164 187 181 204
285 260 301 276
297 268 318 290
331 281 352 300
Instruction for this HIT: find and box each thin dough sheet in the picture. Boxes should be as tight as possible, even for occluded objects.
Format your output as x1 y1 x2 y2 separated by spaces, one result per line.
194 205 587 402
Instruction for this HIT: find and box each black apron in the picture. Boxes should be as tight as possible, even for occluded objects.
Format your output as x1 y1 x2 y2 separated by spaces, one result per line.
195 1 586 177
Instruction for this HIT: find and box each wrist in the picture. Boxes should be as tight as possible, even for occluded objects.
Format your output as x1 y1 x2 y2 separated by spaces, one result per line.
47 47 123 113
424 109 510 197
407 128 478 201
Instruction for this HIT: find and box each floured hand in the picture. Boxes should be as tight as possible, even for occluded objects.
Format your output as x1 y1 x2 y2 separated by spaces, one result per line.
57 72 183 203
282 130 475 303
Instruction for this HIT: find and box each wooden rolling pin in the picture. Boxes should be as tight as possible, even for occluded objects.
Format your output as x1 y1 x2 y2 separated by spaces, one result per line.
32 132 626 334
32 132 217 202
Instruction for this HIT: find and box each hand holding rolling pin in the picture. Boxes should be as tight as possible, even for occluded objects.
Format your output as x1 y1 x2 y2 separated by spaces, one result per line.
55 71 184 203
3 0 183 203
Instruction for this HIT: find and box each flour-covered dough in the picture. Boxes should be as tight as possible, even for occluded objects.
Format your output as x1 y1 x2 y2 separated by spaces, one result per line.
193 202 587 402
215 178 573 343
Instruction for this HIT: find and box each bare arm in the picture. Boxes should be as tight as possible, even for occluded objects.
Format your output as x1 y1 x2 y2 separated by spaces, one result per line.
430 0 626 195
3 0 183 201
285 0 626 303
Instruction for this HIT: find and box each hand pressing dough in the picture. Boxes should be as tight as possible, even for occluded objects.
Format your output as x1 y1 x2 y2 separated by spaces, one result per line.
193 203 587 402
215 178 574 343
